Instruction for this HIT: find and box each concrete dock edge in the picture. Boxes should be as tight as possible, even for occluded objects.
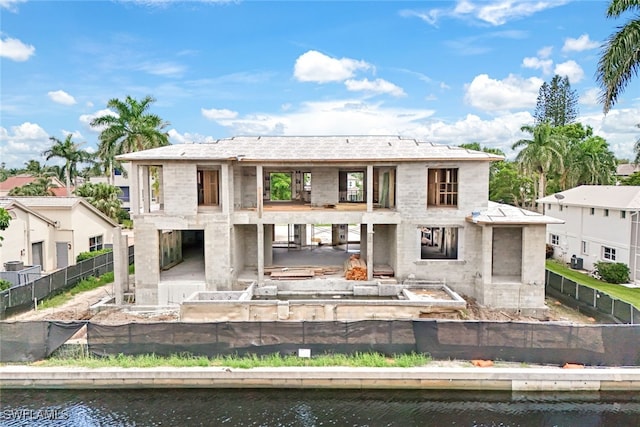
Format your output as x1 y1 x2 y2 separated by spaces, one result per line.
2 366 640 391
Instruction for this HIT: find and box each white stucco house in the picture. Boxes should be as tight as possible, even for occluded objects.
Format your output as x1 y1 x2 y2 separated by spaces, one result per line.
538 185 640 282
116 135 561 314
0 197 117 272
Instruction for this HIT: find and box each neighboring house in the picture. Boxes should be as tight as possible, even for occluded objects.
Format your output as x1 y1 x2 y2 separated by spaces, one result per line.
88 164 132 211
616 163 640 182
0 196 117 272
0 174 68 197
118 135 560 314
538 185 640 282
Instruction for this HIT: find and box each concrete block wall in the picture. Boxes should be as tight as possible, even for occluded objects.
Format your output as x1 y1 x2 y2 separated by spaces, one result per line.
492 227 523 277
205 221 232 291
234 224 257 270
234 166 257 209
310 167 338 206
373 224 393 266
134 224 160 305
163 163 198 216
522 225 547 287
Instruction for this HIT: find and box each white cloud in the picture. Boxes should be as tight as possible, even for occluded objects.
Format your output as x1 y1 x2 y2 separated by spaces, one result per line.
0 122 51 167
562 34 600 52
210 99 435 136
168 129 216 144
538 46 553 58
48 90 77 106
416 112 535 156
464 74 543 112
580 107 640 160
402 0 569 26
522 57 553 74
0 0 26 12
79 108 117 131
580 87 601 106
136 61 186 77
0 36 35 61
554 60 584 83
201 108 238 120
293 50 371 83
344 78 406 97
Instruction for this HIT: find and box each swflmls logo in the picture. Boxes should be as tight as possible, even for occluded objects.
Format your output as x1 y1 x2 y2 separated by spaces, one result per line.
1 409 70 421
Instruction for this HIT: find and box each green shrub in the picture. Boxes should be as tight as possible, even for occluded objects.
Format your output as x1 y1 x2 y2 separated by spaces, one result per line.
0 278 12 291
76 248 112 262
595 261 630 284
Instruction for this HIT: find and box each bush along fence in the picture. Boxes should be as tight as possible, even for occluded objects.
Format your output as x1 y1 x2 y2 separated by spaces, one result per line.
545 269 640 324
0 246 134 320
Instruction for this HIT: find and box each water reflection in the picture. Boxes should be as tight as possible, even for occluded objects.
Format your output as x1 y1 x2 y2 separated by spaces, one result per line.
1 389 639 426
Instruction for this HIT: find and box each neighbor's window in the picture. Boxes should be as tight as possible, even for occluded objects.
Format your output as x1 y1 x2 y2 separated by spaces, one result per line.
89 235 103 252
420 226 459 260
550 234 559 246
604 209 609 217
602 246 616 261
590 207 595 215
581 241 588 254
197 169 220 206
621 211 627 219
427 168 458 207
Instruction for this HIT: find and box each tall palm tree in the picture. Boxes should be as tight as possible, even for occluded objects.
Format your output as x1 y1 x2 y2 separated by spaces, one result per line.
571 136 617 186
511 123 566 200
90 95 170 182
597 0 640 113
74 182 123 220
8 177 55 196
43 135 92 196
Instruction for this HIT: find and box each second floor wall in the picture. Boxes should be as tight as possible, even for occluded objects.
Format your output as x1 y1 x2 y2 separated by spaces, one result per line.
130 159 491 221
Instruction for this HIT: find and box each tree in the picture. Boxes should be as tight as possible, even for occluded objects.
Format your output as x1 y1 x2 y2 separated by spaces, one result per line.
269 173 292 201
43 135 92 196
8 177 55 196
90 95 170 183
534 75 578 126
0 207 11 247
74 182 123 220
489 161 535 207
512 123 567 200
621 170 640 185
548 123 617 189
597 0 640 113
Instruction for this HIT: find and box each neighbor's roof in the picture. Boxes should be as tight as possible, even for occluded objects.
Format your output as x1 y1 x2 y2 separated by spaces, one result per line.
5 196 118 226
466 201 564 225
0 175 66 192
616 163 640 177
116 136 504 163
537 185 640 210
0 198 58 226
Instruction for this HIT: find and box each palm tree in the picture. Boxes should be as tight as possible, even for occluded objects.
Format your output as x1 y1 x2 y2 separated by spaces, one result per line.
596 0 640 113
571 136 617 186
511 123 566 201
42 135 92 196
8 177 55 196
90 95 170 182
74 182 123 220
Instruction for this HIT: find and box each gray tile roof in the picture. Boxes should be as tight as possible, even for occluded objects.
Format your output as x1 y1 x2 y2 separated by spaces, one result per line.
116 136 503 163
616 163 640 177
537 185 640 210
467 202 564 225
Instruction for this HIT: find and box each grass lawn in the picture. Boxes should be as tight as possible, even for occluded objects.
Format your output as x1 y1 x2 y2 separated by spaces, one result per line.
546 260 640 309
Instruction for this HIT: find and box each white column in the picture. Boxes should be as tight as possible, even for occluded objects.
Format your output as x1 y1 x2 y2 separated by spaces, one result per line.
367 223 374 281
256 165 263 218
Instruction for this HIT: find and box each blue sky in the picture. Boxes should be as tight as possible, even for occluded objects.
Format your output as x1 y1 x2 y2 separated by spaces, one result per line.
1 0 639 169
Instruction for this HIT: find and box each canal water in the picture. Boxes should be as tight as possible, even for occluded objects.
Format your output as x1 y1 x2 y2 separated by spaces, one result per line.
1 389 639 426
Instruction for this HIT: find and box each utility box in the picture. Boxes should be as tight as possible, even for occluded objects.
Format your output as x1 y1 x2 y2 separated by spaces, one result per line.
570 255 584 270
4 261 24 272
